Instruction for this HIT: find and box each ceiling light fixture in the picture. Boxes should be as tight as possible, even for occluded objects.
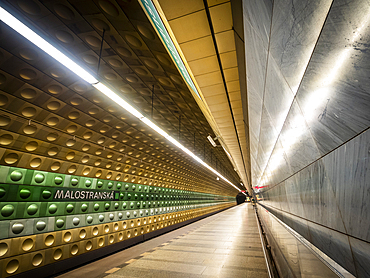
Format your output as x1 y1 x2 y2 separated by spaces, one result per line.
207 135 217 147
0 6 241 192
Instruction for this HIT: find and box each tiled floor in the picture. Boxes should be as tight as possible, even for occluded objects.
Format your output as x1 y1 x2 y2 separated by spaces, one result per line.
57 203 268 278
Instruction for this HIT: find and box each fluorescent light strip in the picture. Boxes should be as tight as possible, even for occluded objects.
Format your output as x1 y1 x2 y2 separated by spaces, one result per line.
0 7 98 84
0 6 241 192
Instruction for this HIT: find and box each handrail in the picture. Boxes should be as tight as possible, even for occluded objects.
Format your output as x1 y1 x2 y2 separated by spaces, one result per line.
253 205 278 278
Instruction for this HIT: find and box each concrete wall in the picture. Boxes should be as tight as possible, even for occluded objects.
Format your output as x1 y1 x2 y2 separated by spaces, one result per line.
243 0 370 276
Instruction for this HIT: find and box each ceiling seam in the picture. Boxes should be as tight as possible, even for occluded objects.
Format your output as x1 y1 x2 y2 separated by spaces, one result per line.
202 0 246 189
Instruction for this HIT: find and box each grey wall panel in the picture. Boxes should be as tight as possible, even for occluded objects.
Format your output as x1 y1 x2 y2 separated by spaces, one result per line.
322 127 370 242
269 0 332 93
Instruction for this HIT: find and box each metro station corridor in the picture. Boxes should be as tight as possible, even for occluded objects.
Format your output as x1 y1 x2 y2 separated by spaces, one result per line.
0 0 369 277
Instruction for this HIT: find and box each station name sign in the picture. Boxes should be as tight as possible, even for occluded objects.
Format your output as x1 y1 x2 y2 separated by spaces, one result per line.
53 188 119 201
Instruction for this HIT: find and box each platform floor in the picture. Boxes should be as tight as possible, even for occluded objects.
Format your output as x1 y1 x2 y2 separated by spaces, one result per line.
56 203 268 278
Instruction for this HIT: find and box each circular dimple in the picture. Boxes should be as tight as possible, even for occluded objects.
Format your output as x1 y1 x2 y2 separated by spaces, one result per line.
0 242 8 256
99 0 119 16
79 229 86 239
85 180 92 187
53 248 62 260
91 18 110 32
25 141 38 151
116 46 132 57
86 240 92 251
67 125 77 134
46 133 58 141
104 225 109 233
66 204 74 213
66 152 75 160
66 139 75 147
30 157 41 168
72 217 80 226
46 117 59 126
88 108 99 115
0 134 13 146
126 76 138 83
0 187 6 198
70 97 83 105
34 173 45 183
22 107 37 117
32 253 43 266
53 176 63 185
74 84 87 92
99 214 104 222
82 54 97 65
20 89 37 101
94 203 100 211
0 115 11 126
68 111 80 120
0 95 9 106
12 223 24 234
104 72 117 80
143 59 159 69
55 30 74 44
170 75 183 85
71 244 78 255
98 237 104 246
108 58 122 68
45 234 54 246
158 77 172 86
156 54 171 66
125 35 142 47
6 259 19 274
48 147 58 156
85 35 101 47
36 220 46 231
87 216 93 224
71 177 78 186
27 204 38 215
42 190 52 199
19 68 37 80
50 68 66 78
63 231 72 242
118 212 123 219
93 227 99 236
19 48 39 60
137 25 155 40
47 101 61 111
134 68 148 76
48 85 63 95
48 204 58 214
17 0 41 15
54 4 75 20
23 124 37 135
109 235 114 243
68 165 77 174
4 153 18 165
1 204 14 217
81 203 88 212
95 170 102 178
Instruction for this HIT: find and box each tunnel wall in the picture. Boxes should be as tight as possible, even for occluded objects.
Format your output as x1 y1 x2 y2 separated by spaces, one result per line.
243 0 370 277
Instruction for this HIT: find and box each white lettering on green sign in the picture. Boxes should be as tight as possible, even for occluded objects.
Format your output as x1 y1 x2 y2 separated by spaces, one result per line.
54 189 115 200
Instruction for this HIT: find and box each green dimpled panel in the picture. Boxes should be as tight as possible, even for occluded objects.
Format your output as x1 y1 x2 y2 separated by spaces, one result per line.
0 166 235 240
